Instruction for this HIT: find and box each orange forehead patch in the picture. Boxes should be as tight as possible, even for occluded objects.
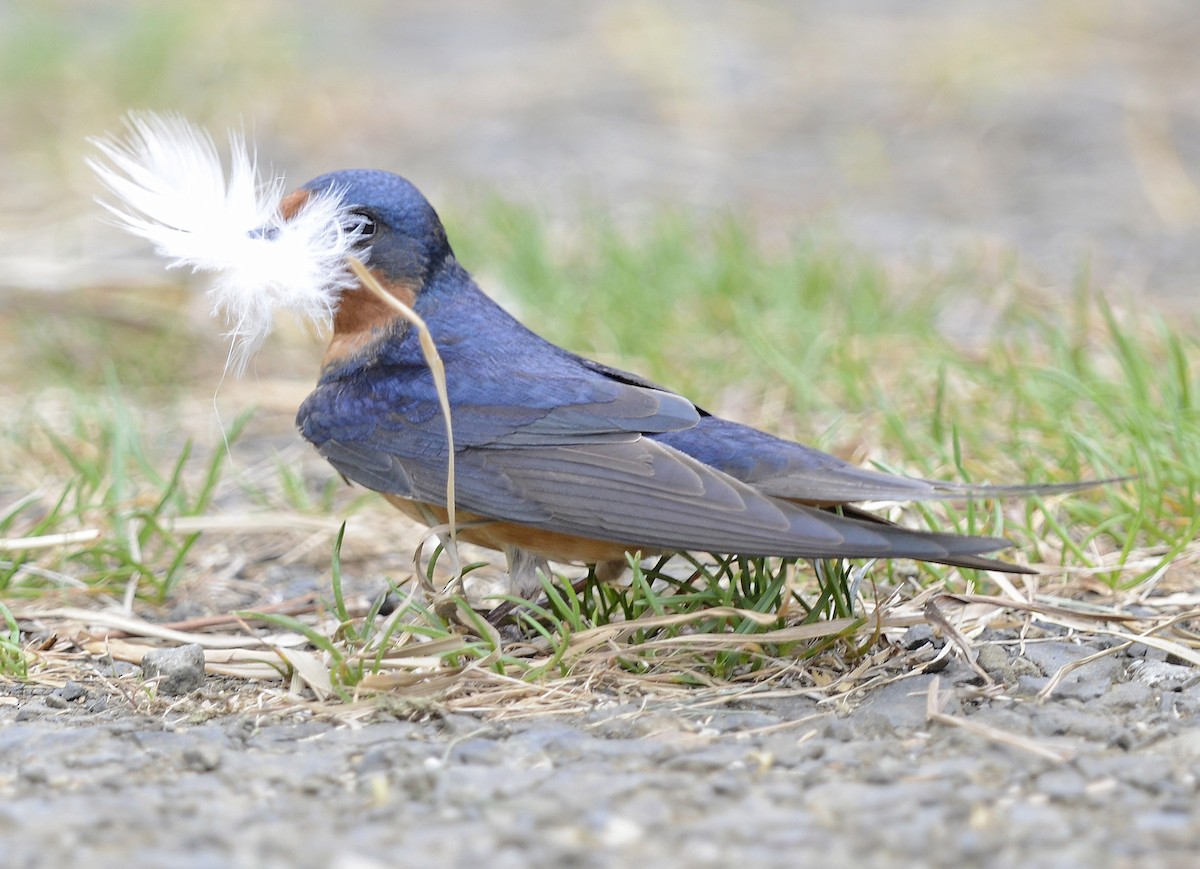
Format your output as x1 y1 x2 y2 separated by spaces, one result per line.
278 188 311 221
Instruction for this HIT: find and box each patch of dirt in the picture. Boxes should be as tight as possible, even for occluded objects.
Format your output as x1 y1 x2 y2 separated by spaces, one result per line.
4 626 1200 868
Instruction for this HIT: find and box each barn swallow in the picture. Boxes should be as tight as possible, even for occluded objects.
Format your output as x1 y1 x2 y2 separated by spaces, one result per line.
284 169 1088 599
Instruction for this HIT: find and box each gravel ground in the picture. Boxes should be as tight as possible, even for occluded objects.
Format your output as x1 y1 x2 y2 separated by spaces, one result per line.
4 633 1200 869
3 2 1200 867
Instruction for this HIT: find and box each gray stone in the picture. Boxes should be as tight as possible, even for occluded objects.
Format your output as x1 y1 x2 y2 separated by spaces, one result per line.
1145 730 1200 761
1010 656 1043 679
182 746 222 772
942 658 986 685
1129 644 1170 662
1018 643 1124 702
1088 680 1156 711
1019 641 1093 673
1015 674 1051 696
975 644 1012 679
900 625 937 650
970 706 1036 737
1031 706 1127 744
1129 658 1196 690
855 674 946 733
1054 669 1123 702
57 681 88 702
140 644 206 696
861 756 907 784
1171 681 1200 716
1077 753 1178 792
1034 767 1088 801
14 701 47 721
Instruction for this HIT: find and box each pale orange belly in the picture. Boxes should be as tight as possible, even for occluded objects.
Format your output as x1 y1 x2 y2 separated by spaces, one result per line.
382 494 662 565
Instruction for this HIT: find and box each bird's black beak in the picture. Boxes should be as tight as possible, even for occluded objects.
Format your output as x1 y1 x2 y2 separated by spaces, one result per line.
248 188 311 240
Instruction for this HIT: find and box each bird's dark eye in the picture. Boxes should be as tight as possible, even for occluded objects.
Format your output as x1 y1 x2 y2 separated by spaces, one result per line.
345 210 378 240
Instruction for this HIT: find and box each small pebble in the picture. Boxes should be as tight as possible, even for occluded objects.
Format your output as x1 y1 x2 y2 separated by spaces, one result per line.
900 625 937 651
182 745 222 772
1035 768 1087 801
1129 658 1195 690
1010 656 1042 679
58 681 88 702
1090 681 1155 711
975 645 1011 679
141 644 206 695
13 704 40 722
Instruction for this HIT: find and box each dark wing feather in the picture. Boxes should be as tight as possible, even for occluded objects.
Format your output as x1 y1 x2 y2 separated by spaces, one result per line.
655 416 1103 504
313 423 1021 566
569 357 1099 504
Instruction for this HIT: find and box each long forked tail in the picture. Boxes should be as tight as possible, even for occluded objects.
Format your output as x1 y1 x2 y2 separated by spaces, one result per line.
830 504 1037 574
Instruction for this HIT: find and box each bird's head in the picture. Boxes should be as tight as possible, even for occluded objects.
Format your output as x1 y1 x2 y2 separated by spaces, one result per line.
291 169 453 288
88 114 457 373
281 169 456 370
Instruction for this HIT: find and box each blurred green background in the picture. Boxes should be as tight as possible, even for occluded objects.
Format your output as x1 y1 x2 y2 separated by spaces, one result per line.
2 0 1199 302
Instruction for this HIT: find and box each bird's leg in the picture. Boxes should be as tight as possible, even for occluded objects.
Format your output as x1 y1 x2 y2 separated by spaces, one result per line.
504 545 553 601
484 545 553 626
487 555 631 627
593 559 627 584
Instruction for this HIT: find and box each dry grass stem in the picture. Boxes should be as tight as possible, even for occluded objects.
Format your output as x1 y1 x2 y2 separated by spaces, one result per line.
346 255 460 581
0 530 102 551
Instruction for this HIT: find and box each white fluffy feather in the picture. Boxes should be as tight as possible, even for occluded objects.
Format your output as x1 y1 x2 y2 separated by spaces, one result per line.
87 112 363 370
